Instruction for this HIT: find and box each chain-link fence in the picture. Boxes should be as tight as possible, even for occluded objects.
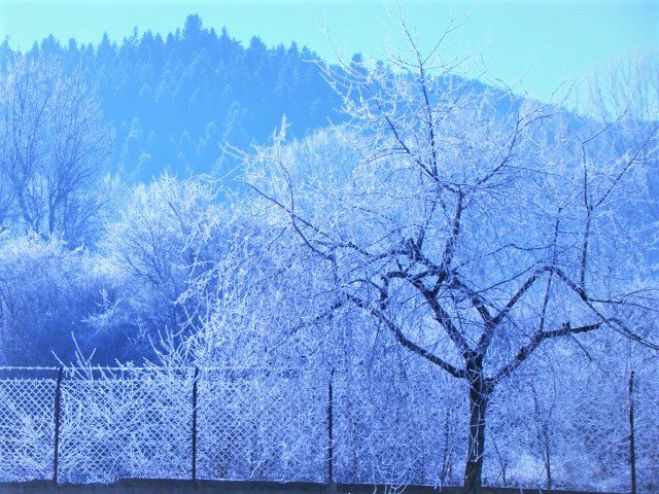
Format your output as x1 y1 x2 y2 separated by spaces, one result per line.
331 365 467 486
0 368 57 482
0 367 329 485
0 365 655 491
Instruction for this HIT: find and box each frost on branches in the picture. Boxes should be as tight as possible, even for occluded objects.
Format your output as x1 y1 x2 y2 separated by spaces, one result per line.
241 25 659 493
0 22 657 494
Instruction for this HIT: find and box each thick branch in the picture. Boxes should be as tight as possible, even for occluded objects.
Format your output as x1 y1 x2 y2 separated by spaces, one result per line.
493 321 604 383
345 293 466 378
441 189 463 270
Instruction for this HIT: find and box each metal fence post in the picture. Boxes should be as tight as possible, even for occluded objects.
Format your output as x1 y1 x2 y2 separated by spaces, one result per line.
191 366 200 481
52 367 64 484
629 370 637 494
327 368 334 486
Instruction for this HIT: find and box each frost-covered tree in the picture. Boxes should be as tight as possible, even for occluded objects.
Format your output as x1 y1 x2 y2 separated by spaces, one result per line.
0 58 111 245
244 25 659 493
102 175 227 341
583 49 658 124
582 49 659 271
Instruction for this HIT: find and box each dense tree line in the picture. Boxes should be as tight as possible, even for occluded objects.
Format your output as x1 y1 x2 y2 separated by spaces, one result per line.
1 15 341 181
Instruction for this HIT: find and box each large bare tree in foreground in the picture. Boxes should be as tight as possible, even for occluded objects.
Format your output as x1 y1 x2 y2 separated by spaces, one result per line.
246 27 659 493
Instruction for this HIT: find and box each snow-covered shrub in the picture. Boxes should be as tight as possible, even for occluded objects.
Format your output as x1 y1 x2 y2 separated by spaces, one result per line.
0 235 123 364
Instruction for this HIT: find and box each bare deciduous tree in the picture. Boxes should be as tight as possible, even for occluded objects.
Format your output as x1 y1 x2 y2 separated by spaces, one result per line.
102 175 227 339
0 58 111 245
246 24 658 493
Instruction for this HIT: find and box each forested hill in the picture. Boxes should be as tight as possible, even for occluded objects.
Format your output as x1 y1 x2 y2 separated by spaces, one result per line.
0 14 342 181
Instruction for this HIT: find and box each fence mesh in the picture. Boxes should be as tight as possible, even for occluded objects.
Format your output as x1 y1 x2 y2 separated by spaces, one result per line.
332 364 467 487
0 369 56 482
58 369 192 483
0 367 329 485
196 369 326 482
0 365 656 491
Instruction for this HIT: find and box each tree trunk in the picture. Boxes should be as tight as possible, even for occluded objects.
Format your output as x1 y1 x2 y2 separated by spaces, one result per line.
439 405 454 484
543 425 552 490
629 370 637 494
463 375 491 494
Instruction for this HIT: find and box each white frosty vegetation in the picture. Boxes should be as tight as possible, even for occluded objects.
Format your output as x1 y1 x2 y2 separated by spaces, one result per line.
233 27 659 493
0 24 657 494
0 57 112 245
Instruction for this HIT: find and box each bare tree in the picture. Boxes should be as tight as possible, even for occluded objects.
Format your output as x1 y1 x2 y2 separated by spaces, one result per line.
245 23 659 494
582 49 659 266
583 49 658 124
102 175 233 342
0 57 111 245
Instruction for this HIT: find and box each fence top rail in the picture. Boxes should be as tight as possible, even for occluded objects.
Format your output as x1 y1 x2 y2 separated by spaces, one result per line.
0 365 307 370
0 366 316 380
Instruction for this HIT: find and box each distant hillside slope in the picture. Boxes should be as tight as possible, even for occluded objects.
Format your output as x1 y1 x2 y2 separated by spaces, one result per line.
1 14 656 229
0 15 343 181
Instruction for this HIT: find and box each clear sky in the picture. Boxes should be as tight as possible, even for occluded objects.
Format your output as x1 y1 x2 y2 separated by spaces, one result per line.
0 0 657 102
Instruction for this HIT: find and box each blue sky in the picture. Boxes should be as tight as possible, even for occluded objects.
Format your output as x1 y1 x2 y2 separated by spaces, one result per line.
0 0 657 102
